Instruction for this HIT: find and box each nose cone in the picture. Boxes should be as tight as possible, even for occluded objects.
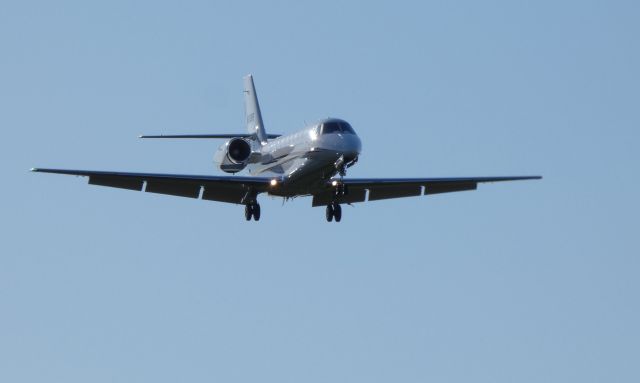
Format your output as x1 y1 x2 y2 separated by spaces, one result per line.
344 133 362 159
316 118 362 159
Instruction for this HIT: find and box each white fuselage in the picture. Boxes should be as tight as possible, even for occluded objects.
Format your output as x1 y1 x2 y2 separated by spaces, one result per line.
214 118 361 195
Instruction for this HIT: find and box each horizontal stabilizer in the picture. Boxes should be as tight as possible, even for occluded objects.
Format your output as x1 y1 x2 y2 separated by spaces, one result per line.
139 133 281 139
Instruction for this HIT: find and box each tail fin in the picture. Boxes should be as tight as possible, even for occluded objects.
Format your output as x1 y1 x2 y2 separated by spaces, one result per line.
244 75 268 144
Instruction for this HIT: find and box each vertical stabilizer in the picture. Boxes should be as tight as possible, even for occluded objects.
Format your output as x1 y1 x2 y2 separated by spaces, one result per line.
244 75 268 144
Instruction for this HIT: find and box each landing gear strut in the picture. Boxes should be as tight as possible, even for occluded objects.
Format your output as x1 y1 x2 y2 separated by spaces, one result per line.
325 203 342 223
335 155 358 178
244 203 261 221
335 182 348 197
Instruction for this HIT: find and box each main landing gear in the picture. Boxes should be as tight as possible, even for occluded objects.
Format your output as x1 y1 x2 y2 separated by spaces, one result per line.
325 203 342 222
244 203 261 221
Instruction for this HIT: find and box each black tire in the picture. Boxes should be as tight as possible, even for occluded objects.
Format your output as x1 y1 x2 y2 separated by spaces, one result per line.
333 203 342 222
326 204 334 222
252 203 261 221
244 204 252 221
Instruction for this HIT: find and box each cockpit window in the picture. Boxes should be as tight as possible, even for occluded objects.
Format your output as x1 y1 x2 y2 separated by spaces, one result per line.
321 122 341 134
320 121 355 135
340 122 355 134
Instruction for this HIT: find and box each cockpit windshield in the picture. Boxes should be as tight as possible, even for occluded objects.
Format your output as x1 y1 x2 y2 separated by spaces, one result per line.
322 122 341 134
341 122 355 134
320 121 355 135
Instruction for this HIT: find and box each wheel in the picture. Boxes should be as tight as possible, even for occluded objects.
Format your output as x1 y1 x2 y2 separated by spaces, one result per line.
252 203 261 221
244 204 252 221
325 204 334 222
333 203 342 222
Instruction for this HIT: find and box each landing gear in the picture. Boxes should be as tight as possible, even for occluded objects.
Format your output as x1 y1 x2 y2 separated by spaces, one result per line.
253 203 261 221
333 203 342 222
244 203 261 221
335 182 348 197
335 155 358 178
325 203 342 223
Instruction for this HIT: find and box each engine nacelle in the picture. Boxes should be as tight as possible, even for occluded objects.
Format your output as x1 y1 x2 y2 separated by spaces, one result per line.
227 138 251 164
214 138 252 173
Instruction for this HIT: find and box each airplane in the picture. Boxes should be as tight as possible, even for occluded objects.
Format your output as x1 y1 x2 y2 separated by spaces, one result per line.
32 75 541 222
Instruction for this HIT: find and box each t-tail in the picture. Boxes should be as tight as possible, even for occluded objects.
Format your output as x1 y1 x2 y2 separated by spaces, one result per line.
139 75 279 141
244 74 268 145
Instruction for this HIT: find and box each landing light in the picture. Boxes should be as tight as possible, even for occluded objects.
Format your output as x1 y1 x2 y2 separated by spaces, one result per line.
270 179 278 187
331 180 338 187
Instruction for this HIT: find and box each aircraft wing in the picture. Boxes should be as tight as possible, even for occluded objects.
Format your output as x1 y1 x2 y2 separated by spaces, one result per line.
139 134 281 139
30 168 272 204
311 176 541 206
32 168 540 206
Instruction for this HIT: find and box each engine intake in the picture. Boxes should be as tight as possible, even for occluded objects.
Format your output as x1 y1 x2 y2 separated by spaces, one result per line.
227 138 251 164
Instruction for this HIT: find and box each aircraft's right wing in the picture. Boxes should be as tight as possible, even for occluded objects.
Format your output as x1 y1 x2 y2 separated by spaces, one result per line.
31 168 273 204
311 176 541 206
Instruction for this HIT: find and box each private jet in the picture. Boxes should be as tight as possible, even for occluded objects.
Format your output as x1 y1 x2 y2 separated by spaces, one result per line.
32 75 541 222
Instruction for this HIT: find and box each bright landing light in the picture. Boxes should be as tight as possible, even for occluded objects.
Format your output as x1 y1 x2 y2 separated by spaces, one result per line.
270 179 278 187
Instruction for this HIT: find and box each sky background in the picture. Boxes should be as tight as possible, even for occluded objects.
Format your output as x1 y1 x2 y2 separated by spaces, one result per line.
1 1 639 382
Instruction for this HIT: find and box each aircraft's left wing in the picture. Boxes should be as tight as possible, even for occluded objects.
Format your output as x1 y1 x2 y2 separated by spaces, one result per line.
31 168 273 204
312 176 541 206
139 134 282 139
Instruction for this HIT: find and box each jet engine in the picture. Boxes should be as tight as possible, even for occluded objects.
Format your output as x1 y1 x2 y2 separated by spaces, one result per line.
214 138 253 173
227 138 251 164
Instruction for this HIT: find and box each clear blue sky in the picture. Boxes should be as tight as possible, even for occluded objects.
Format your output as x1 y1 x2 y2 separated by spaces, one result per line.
1 1 638 382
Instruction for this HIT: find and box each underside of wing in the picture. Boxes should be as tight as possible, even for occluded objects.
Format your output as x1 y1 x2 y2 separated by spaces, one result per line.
33 168 541 207
311 176 541 206
31 168 273 204
139 134 281 139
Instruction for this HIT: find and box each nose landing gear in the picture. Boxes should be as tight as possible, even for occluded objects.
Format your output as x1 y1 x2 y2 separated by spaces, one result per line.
335 155 358 178
325 203 342 223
